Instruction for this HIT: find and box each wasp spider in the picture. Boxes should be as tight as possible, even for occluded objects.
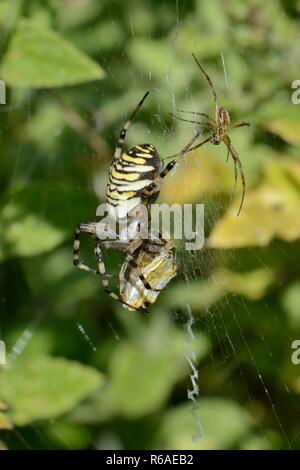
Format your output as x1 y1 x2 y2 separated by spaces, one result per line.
73 92 201 312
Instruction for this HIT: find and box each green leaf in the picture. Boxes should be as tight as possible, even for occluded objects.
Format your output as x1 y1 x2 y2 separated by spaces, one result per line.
23 101 65 151
240 431 283 450
0 0 22 30
1 18 105 88
0 356 103 426
0 182 96 260
128 39 171 80
155 400 252 450
109 315 209 418
45 420 90 450
110 342 177 418
0 211 65 261
69 384 117 425
55 0 103 30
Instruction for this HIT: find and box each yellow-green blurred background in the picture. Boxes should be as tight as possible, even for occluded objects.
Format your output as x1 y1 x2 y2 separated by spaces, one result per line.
0 0 300 450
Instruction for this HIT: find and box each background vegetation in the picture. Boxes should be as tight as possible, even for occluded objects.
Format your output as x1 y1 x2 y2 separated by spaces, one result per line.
0 0 300 450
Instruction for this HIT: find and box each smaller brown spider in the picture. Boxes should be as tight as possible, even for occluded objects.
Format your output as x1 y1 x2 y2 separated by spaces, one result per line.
171 53 250 216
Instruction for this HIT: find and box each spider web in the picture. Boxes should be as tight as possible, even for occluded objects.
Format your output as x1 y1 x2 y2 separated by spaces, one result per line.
1 0 299 451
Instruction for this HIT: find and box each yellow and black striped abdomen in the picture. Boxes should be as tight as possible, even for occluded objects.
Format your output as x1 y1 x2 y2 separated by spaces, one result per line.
106 144 162 218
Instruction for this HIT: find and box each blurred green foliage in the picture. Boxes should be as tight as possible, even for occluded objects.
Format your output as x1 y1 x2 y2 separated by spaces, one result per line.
0 0 300 450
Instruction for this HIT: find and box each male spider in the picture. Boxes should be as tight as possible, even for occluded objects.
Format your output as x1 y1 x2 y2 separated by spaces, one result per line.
171 53 250 216
73 92 201 312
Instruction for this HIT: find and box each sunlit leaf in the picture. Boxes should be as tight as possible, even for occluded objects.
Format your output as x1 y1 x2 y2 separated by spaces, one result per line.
0 412 13 430
166 267 273 311
266 119 300 147
160 149 233 204
0 400 7 411
165 278 224 311
0 440 8 450
209 159 300 248
213 267 275 300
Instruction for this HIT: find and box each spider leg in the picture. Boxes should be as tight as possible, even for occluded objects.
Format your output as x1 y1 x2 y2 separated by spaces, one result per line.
192 53 219 121
125 253 162 292
170 112 211 128
156 134 212 178
182 135 214 154
95 241 148 314
226 144 239 192
73 223 98 275
176 109 215 126
73 224 122 278
142 131 209 197
232 121 250 129
125 239 161 291
223 138 246 216
233 159 238 191
114 91 149 161
226 145 230 162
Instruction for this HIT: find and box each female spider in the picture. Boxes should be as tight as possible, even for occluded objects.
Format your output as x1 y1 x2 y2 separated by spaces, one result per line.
73 92 201 312
171 53 250 216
